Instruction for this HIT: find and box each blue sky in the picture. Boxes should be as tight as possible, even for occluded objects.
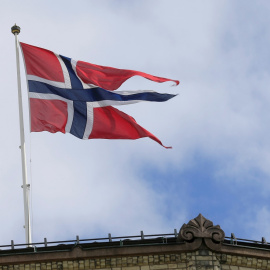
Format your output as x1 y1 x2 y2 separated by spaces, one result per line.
1 0 270 245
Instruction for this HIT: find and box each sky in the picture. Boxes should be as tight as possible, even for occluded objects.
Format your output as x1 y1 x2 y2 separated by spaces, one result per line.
1 0 270 245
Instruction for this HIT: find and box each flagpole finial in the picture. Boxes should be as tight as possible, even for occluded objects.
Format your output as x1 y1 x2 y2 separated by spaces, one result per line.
11 24 20 35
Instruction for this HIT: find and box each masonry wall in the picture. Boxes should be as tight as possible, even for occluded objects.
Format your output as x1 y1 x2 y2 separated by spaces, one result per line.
0 249 269 270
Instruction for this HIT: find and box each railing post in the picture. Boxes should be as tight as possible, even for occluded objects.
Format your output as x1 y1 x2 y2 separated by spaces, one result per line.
231 233 237 245
108 233 112 242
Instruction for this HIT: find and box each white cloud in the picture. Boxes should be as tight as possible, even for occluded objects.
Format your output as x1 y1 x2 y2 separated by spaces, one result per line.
1 0 270 244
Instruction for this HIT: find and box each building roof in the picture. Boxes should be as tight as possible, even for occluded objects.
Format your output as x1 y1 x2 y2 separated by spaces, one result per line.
0 214 269 265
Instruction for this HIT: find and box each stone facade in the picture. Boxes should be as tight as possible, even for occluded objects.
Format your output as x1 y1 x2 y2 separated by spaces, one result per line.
2 251 270 270
0 215 269 270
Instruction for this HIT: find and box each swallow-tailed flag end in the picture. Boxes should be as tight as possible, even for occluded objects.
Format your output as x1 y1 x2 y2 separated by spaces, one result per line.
20 42 179 148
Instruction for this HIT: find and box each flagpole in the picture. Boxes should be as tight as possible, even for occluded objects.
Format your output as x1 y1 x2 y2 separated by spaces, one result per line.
11 24 32 245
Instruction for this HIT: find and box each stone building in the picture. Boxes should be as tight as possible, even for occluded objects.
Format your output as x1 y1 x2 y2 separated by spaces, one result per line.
0 214 269 270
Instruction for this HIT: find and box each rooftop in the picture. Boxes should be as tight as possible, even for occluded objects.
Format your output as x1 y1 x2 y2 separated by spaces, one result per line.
0 214 269 264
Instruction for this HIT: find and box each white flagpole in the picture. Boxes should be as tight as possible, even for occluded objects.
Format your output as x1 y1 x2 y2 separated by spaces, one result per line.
11 24 32 245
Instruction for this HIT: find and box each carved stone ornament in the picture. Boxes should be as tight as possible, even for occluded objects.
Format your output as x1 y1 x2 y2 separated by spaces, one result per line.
178 214 225 251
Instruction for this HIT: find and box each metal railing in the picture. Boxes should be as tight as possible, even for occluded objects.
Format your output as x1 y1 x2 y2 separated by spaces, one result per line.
0 230 269 253
0 229 179 251
225 233 269 246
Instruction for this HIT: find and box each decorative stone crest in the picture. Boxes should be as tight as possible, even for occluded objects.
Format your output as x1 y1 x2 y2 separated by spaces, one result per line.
178 214 225 250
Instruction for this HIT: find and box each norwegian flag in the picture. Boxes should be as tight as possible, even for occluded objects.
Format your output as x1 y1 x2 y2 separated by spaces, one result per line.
20 42 179 148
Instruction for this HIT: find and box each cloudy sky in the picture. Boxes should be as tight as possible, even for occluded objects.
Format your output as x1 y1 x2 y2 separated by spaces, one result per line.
1 0 270 245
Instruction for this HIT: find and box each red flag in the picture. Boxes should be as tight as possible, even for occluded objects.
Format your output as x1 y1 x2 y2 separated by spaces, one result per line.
20 42 177 148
